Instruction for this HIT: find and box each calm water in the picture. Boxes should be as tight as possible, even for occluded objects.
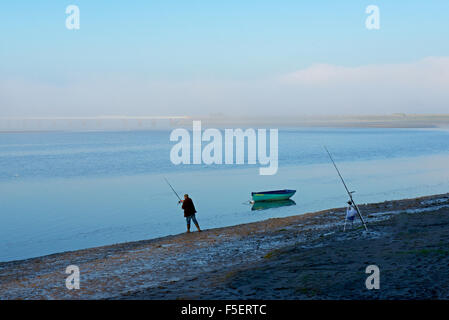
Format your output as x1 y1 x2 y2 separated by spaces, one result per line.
1 128 449 262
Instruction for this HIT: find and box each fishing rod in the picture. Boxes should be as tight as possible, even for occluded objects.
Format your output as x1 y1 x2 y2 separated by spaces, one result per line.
324 146 368 231
164 177 182 202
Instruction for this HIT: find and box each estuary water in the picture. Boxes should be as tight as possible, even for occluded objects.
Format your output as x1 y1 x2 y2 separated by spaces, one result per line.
1 128 449 262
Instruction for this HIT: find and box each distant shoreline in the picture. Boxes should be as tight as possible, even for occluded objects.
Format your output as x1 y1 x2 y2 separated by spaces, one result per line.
0 124 448 133
1 114 449 132
1 192 449 299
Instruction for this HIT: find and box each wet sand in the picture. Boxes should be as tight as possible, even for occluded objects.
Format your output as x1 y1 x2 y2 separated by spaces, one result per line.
1 193 449 300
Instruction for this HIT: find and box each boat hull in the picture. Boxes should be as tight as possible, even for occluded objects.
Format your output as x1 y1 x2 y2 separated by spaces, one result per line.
251 189 296 202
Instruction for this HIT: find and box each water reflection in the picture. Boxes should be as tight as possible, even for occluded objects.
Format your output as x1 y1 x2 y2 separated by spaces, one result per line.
251 199 296 211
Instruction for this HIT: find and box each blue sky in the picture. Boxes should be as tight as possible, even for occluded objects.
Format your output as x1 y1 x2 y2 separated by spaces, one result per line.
1 1 449 116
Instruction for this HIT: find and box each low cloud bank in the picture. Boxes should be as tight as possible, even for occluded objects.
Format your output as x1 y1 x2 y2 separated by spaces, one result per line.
1 57 448 117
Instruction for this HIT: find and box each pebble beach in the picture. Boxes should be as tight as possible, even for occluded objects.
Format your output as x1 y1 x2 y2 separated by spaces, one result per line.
1 193 449 300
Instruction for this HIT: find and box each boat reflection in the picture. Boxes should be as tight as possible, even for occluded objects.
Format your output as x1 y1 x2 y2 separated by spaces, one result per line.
251 199 296 211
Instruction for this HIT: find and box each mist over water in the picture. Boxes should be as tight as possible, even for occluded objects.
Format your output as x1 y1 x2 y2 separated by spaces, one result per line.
1 128 449 262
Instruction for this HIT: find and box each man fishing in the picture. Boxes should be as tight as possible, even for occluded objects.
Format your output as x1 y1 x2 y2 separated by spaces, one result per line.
324 146 368 231
164 178 202 233
345 200 357 231
179 194 202 233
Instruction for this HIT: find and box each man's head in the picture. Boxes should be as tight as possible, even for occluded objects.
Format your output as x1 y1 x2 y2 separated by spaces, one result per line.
184 194 189 200
347 201 352 205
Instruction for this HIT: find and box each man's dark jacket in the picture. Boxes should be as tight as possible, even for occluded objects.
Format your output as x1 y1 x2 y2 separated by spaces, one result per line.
182 198 197 217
